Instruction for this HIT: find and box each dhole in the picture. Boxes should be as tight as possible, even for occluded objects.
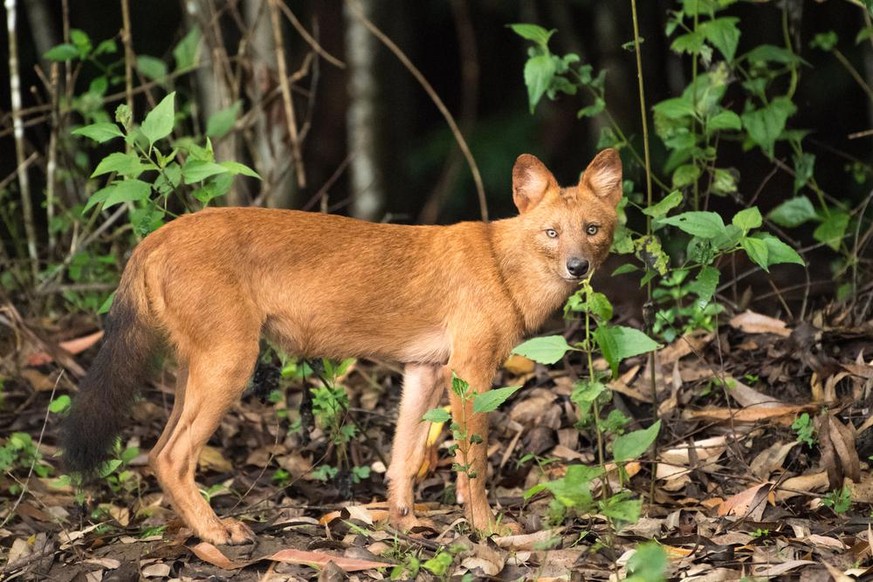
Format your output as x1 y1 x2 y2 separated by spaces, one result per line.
61 149 622 545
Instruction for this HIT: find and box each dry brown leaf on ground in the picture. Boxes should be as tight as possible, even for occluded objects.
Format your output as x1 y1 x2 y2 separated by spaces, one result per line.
716 482 770 520
773 470 829 501
189 542 393 572
816 412 860 487
729 310 791 337
725 377 785 407
493 529 563 551
750 440 798 479
459 542 506 577
198 445 233 473
658 332 714 365
683 404 816 425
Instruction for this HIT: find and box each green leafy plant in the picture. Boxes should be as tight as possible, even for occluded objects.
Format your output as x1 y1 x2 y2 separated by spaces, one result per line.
0 433 53 484
822 485 852 515
791 413 816 447
625 542 668 582
73 92 259 238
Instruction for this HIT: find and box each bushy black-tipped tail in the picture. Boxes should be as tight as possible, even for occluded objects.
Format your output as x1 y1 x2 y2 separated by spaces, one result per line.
61 289 158 478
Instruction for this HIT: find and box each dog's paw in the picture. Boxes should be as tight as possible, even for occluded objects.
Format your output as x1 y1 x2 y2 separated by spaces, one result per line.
198 517 255 545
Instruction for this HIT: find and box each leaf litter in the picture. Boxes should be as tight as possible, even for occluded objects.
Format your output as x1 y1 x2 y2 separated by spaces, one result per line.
2 303 873 579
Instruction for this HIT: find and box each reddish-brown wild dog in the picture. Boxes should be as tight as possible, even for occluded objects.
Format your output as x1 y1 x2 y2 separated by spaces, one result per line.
61 149 622 545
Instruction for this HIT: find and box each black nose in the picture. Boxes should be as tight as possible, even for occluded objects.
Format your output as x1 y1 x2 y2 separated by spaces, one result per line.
567 258 590 278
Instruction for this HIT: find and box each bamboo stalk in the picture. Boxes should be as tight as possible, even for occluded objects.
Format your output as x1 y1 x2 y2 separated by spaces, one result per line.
5 0 39 280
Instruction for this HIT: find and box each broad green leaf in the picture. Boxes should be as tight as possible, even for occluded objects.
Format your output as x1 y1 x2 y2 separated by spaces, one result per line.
220 161 261 179
600 493 643 523
744 44 802 65
652 97 696 120
173 25 202 71
72 122 124 143
44 43 79 62
711 167 738 196
681 0 734 15
141 92 176 146
206 101 241 139
741 236 770 271
732 207 762 231
98 291 115 314
642 190 683 219
813 210 850 250
699 17 741 61
627 542 669 581
102 179 152 209
688 266 720 307
594 325 660 377
91 151 145 179
422 408 451 423
658 211 726 239
793 152 815 193
754 233 805 267
181 160 229 184
524 54 557 113
49 395 72 414
707 110 741 132
613 420 661 462
136 55 167 82
768 196 817 227
70 29 91 55
94 39 117 57
473 385 523 414
543 464 602 509
508 23 555 47
671 30 705 56
672 164 702 188
810 31 839 51
512 335 574 365
192 173 233 205
741 97 796 158
588 291 613 322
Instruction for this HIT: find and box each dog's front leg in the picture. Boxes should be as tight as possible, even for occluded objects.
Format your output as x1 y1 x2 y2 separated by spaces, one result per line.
387 363 445 530
447 354 499 534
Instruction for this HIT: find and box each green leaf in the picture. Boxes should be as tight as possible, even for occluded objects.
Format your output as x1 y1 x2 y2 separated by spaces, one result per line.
220 161 261 179
732 207 762 232
473 385 523 414
813 210 850 250
671 30 705 56
588 291 613 322
672 164 702 188
173 25 202 71
600 493 643 524
70 29 92 56
44 43 79 62
91 152 145 179
707 110 742 132
642 190 683 219
768 196 818 228
658 211 726 239
688 266 720 307
102 179 152 209
741 97 796 158
543 464 602 509
49 395 72 414
206 101 241 139
594 325 660 377
613 420 661 462
98 291 116 314
136 55 167 82
140 92 176 146
699 17 741 61
422 408 451 423
512 335 574 365
754 234 805 267
793 152 815 193
810 31 839 51
508 23 555 48
523 54 557 113
652 97 696 120
181 160 229 184
627 543 669 582
741 236 770 271
744 44 802 65
191 173 233 205
72 123 124 143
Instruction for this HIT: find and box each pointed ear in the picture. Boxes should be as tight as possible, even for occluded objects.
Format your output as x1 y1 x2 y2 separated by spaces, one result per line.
579 148 622 208
512 154 558 214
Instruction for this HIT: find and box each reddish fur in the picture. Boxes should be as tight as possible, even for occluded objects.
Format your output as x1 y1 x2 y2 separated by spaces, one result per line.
62 149 622 544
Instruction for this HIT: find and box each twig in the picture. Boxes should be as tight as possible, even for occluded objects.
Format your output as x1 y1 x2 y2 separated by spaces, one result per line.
5 0 39 281
268 0 307 189
46 63 60 255
345 0 489 222
277 2 345 69
121 0 134 121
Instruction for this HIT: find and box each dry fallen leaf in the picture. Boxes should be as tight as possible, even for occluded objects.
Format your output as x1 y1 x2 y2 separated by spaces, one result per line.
198 445 233 473
717 482 770 520
729 310 791 337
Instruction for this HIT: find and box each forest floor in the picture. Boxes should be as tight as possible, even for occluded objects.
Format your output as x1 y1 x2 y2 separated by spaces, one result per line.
2 296 873 581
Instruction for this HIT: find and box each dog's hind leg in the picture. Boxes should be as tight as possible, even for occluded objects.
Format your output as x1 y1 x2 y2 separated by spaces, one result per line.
149 341 259 545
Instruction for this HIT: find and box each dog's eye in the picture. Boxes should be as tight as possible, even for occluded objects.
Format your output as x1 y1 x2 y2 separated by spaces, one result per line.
586 224 599 236
545 228 558 239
